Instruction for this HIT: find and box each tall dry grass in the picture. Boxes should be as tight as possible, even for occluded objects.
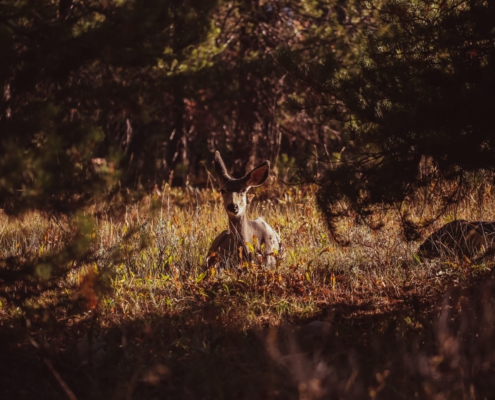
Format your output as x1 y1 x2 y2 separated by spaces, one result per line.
1 180 495 399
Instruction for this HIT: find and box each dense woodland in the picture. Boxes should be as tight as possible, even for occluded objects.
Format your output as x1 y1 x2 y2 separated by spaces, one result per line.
2 1 495 399
1 0 493 217
1 0 365 209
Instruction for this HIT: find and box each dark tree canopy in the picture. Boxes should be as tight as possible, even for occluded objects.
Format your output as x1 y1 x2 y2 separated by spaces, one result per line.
282 0 495 238
0 0 366 214
0 0 219 213
1 0 492 239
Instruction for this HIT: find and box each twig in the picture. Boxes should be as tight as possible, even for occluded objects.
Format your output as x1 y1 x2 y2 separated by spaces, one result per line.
43 358 77 400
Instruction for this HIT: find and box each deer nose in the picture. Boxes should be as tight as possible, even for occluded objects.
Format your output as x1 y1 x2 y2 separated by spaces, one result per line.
227 203 239 214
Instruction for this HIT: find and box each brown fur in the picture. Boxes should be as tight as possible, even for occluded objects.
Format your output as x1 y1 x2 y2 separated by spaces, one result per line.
419 220 495 259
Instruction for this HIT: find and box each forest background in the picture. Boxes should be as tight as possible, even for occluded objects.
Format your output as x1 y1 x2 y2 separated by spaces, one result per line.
2 0 495 399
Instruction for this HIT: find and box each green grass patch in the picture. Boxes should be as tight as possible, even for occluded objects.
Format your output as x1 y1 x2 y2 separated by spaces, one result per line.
1 184 495 399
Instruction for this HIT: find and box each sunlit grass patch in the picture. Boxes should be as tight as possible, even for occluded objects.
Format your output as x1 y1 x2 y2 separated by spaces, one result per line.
2 183 495 324
2 184 495 399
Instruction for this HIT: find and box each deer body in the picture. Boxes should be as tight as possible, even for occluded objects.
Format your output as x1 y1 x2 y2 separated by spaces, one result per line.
208 151 281 268
419 220 495 259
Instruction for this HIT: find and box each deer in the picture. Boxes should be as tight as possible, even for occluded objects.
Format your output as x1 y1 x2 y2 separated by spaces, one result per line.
207 151 282 268
418 220 495 261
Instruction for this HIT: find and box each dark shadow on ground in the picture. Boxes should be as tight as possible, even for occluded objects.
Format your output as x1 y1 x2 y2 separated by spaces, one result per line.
2 274 495 399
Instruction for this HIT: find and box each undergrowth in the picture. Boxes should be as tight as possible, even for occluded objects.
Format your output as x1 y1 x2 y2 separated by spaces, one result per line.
1 181 495 399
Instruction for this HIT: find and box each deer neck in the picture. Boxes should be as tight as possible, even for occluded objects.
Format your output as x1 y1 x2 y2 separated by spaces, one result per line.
228 214 251 242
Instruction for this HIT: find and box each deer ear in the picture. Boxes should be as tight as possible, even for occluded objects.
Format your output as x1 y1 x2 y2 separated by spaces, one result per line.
244 161 270 187
214 151 231 181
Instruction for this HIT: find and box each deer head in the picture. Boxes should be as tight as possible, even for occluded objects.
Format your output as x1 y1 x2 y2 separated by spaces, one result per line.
214 151 270 218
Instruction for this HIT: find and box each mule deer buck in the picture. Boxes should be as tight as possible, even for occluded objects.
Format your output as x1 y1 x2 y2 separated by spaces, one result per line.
419 220 495 260
207 151 282 268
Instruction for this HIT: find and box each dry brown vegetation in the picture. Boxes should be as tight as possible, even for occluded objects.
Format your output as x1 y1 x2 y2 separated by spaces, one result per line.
1 181 495 399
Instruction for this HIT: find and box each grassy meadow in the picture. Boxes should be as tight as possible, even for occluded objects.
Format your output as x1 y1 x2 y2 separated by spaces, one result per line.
1 179 495 399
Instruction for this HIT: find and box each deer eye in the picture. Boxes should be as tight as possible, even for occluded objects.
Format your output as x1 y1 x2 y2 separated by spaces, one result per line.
220 188 226 195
